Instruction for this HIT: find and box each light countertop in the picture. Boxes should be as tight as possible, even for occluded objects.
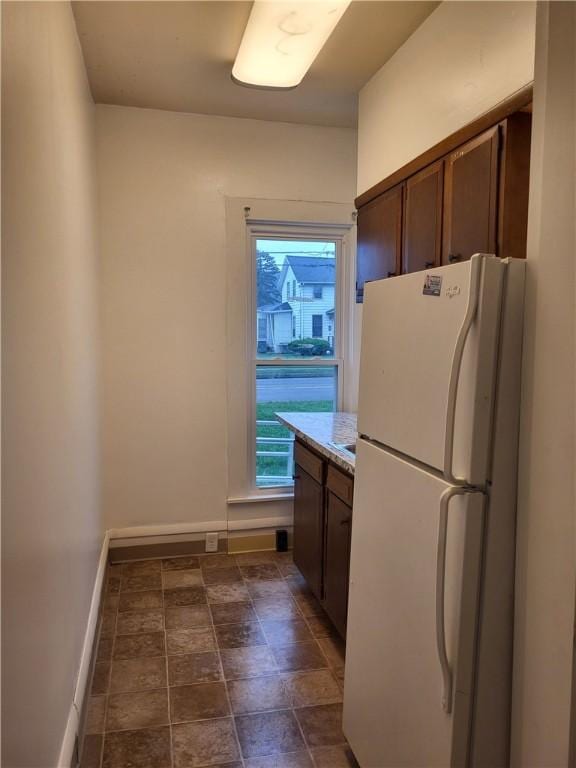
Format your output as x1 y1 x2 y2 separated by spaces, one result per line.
276 411 357 475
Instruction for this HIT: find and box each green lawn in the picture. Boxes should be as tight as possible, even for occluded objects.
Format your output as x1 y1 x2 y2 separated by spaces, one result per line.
256 399 332 484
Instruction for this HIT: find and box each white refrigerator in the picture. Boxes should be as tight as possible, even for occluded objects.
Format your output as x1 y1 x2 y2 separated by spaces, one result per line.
343 254 526 768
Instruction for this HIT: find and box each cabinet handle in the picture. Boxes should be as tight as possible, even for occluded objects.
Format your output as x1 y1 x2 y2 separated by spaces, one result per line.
387 271 396 278
425 261 435 269
448 254 461 263
340 517 351 527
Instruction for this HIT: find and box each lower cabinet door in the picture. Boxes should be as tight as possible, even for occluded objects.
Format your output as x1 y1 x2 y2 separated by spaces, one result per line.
293 464 324 599
323 490 352 637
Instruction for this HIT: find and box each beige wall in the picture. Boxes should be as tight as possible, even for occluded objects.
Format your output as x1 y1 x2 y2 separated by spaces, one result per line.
1 2 101 766
512 2 576 764
96 104 356 531
357 0 536 195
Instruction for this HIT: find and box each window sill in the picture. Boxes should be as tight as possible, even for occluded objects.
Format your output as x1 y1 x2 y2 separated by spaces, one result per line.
227 492 294 505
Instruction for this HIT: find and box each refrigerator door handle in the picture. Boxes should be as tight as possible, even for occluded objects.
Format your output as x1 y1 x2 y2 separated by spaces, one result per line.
436 486 472 714
443 253 485 485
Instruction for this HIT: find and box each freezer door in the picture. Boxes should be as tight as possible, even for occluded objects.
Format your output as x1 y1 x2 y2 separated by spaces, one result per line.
343 438 485 768
357 255 504 485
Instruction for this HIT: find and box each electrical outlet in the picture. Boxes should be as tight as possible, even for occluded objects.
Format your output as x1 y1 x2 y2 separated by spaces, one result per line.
205 532 219 553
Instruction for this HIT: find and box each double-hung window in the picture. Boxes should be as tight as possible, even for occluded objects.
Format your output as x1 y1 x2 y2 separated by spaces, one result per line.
253 235 342 488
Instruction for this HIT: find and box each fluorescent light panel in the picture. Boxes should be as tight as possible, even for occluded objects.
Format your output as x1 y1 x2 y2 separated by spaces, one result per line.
232 0 351 89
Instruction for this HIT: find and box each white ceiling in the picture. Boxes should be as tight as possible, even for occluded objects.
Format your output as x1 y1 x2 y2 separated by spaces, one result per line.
73 1 439 128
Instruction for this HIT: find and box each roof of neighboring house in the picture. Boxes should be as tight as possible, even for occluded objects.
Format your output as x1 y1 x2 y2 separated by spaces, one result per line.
258 301 293 313
282 256 335 284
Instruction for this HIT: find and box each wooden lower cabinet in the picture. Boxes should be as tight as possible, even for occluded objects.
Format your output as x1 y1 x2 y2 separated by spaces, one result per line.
323 490 352 637
293 464 324 600
292 440 353 638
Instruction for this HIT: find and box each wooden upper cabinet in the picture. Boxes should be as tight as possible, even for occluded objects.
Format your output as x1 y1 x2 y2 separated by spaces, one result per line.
356 183 403 302
442 126 500 265
402 160 444 273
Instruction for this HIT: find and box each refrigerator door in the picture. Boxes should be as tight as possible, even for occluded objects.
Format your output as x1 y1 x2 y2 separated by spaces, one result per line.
357 255 504 486
343 438 485 767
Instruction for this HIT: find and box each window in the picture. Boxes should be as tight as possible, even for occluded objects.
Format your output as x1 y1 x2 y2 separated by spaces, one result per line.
254 237 340 488
312 315 323 338
257 317 267 340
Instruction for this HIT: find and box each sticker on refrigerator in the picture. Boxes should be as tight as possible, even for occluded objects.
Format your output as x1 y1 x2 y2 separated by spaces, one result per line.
423 274 442 296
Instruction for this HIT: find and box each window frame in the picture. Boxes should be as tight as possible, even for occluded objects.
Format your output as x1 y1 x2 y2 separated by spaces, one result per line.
248 225 347 493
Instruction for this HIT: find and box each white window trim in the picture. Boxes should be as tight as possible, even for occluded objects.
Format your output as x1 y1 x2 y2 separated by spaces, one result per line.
225 198 355 504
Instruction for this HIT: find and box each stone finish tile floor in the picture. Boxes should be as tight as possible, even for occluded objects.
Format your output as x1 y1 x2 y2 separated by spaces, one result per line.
81 551 358 768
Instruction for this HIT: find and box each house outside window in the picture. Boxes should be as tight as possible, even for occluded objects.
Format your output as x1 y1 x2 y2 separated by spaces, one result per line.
255 238 340 488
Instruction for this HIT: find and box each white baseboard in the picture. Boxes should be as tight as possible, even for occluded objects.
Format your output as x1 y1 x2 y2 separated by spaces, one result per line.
108 521 227 540
227 515 293 531
58 531 110 767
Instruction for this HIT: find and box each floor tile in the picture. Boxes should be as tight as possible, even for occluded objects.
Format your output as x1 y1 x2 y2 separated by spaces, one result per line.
162 555 200 571
110 657 167 693
80 734 103 768
102 726 171 768
304 613 338 639
120 573 162 593
260 619 314 647
115 609 164 635
120 560 161 577
294 594 324 618
235 552 278 566
311 745 359 767
106 574 122 594
215 622 266 649
165 604 212 630
317 636 345 672
97 635 114 662
239 564 282 581
206 583 250 603
271 642 328 673
235 710 305 758
100 612 117 637
118 590 162 613
281 670 342 707
170 681 230 723
199 553 238 570
106 689 169 732
247 580 291 600
210 601 257 626
162 569 204 589
227 674 291 715
277 561 302 578
113 632 165 660
219 646 278 680
202 566 243 586
92 662 111 695
168 652 222 685
245 751 314 768
252 597 302 621
284 575 310 596
86 695 107 734
172 718 240 768
294 704 346 748
164 586 207 607
103 594 120 613
166 627 216 654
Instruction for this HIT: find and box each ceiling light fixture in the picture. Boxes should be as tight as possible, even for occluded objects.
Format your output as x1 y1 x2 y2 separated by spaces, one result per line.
232 0 351 90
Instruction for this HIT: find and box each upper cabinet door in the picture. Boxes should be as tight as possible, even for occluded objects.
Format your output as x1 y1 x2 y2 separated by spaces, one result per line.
356 184 403 302
442 126 500 265
402 161 444 274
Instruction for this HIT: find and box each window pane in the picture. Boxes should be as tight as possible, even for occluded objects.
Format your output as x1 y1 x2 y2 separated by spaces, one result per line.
256 239 336 359
255 365 337 488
